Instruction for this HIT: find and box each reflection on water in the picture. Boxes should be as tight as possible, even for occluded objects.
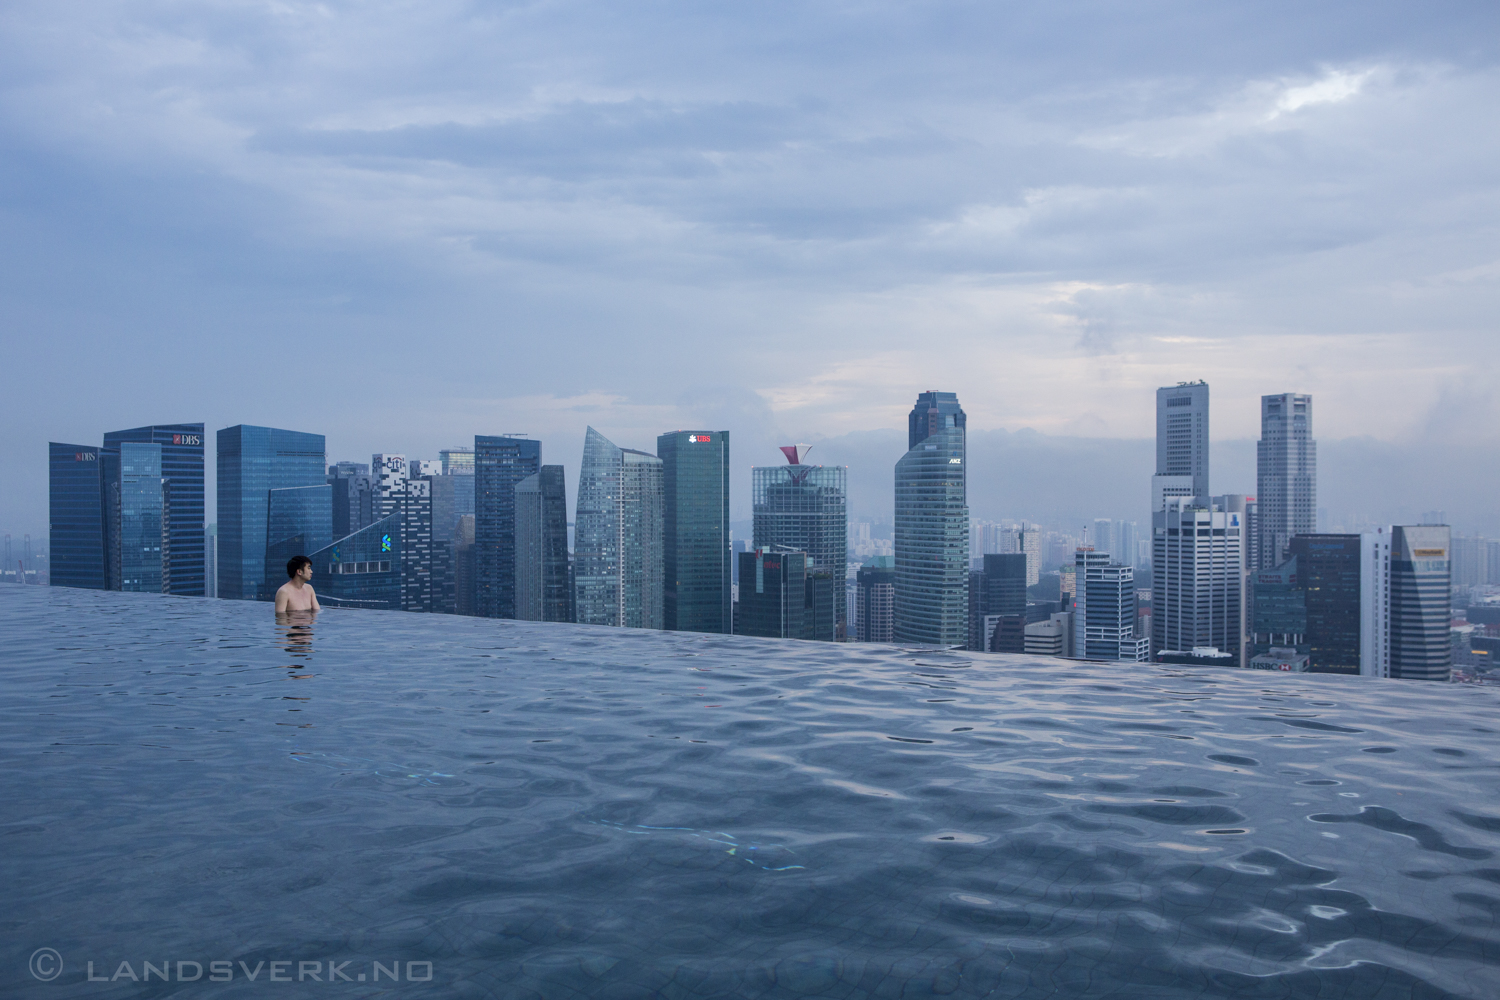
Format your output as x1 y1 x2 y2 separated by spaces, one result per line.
5 585 1500 999
276 609 316 674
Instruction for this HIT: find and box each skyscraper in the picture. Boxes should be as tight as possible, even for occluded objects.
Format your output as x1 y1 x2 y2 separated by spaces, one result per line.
1152 495 1245 665
970 553 1027 652
735 546 835 640
752 445 847 639
1074 549 1147 661
1257 393 1316 568
894 391 969 646
1153 381 1209 509
454 514 477 617
372 454 408 518
475 435 542 619
439 447 475 476
1389 525 1452 682
217 425 326 601
515 466 571 622
853 556 896 643
1002 523 1043 586
48 442 106 590
103 442 163 593
307 513 402 610
328 464 375 541
103 424 206 595
1288 534 1360 674
573 427 663 629
658 430 731 634
263 484 332 598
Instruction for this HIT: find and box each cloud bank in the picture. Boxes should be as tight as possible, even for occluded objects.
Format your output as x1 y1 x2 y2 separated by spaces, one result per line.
2 1 1498 536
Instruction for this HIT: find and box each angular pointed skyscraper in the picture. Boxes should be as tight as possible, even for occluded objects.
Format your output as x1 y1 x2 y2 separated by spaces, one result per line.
573 427 664 629
894 391 970 646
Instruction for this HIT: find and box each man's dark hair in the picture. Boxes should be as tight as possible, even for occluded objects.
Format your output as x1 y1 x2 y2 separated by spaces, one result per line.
286 555 313 579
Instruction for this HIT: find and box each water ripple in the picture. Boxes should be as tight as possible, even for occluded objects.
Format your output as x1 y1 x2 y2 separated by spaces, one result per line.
4 586 1500 998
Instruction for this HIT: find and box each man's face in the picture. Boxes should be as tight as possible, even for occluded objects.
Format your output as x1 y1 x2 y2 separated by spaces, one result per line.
298 563 313 583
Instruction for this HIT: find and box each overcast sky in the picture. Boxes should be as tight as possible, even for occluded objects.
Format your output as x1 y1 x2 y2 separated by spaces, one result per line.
4 1 1498 540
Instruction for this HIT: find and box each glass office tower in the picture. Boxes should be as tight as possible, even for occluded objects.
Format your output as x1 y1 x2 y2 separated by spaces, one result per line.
736 548 807 639
574 427 663 629
475 435 541 619
263 484 333 598
971 552 1027 652
48 443 107 590
1257 394 1317 568
658 430 730 634
752 446 846 639
515 466 571 623
894 393 969 646
217 425 327 601
308 514 403 610
1287 534 1360 674
1389 525 1452 682
853 556 896 643
103 424 205 596
104 442 164 593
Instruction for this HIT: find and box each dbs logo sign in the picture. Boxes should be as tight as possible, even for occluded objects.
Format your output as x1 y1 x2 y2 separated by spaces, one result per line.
687 434 712 443
172 434 203 446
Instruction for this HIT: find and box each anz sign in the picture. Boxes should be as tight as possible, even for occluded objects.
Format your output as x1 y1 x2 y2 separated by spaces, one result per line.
948 458 962 464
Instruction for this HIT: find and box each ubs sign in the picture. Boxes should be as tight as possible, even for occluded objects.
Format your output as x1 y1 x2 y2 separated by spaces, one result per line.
687 434 712 443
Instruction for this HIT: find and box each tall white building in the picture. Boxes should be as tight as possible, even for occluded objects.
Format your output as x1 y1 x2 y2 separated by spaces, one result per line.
1359 530 1392 677
1152 381 1209 511
372 454 408 518
1152 496 1246 665
1000 523 1042 586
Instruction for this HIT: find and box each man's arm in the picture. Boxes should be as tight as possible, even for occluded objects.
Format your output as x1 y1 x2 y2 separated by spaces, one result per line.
309 587 320 612
274 584 289 613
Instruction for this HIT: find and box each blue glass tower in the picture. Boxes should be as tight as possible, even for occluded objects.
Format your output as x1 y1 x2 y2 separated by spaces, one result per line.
217 425 327 601
264 484 334 597
308 514 403 610
894 392 969 646
103 424 205 596
48 442 107 590
475 435 542 619
658 430 730 634
105 442 165 593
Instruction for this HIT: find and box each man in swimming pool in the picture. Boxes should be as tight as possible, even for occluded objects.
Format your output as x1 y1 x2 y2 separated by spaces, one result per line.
275 555 321 613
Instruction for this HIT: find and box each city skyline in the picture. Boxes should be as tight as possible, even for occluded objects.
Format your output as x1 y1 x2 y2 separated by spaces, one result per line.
28 388 1493 552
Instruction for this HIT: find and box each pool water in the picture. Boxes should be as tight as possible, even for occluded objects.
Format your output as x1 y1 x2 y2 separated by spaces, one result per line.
4 586 1499 998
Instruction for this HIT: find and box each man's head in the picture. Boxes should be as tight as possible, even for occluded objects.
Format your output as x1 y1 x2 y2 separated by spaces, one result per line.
286 555 313 581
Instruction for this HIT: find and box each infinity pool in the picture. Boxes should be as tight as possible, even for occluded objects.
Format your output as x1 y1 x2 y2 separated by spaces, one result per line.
4 586 1499 997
